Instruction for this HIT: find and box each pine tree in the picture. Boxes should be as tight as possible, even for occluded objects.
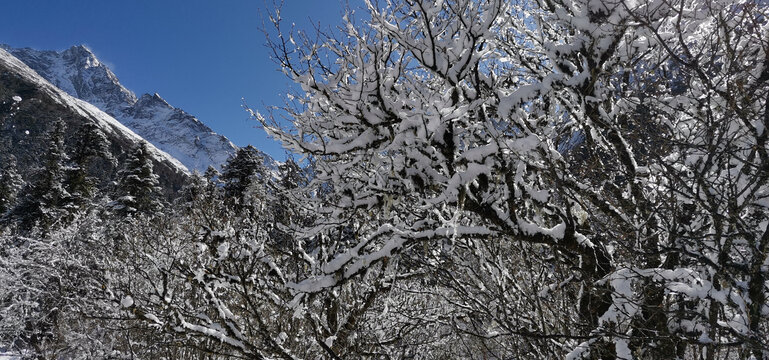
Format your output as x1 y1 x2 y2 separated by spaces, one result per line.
203 165 221 196
113 142 162 216
66 121 111 211
270 157 310 249
0 155 22 217
277 157 307 190
11 119 70 231
220 145 267 207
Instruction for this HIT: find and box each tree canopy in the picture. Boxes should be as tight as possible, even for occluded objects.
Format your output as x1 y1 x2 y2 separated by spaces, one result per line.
2 0 769 359
254 0 769 357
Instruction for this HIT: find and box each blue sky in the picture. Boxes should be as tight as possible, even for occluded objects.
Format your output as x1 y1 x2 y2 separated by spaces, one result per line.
0 0 354 159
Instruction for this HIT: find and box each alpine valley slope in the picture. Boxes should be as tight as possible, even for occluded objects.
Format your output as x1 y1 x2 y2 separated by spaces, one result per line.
2 44 250 173
0 47 188 192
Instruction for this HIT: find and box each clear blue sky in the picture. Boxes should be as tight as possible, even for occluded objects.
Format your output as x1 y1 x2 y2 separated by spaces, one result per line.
0 0 354 159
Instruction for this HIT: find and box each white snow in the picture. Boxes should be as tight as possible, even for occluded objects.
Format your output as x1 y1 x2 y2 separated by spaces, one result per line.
615 338 632 359
0 351 21 360
178 319 247 350
0 47 189 174
144 312 162 325
5 45 244 172
120 295 134 308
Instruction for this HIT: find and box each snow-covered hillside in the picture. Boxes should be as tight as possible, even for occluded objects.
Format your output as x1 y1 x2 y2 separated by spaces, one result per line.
0 47 188 176
2 45 242 172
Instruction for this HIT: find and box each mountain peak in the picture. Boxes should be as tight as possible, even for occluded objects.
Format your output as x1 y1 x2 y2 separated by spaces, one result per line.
4 45 137 114
6 44 244 173
67 44 95 55
0 46 189 192
138 92 172 108
58 45 103 69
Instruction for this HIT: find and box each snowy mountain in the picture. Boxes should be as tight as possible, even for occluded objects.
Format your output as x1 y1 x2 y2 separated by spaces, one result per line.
0 47 188 192
2 44 242 173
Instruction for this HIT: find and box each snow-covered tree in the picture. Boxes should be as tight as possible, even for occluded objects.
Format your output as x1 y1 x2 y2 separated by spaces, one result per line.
0 210 154 359
94 180 311 358
10 119 70 231
4 1 768 359
255 0 769 358
66 120 112 212
270 158 311 246
203 165 222 196
220 145 268 210
113 141 162 216
0 155 22 217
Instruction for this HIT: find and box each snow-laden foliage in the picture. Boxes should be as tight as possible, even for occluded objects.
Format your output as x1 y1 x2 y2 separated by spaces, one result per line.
66 121 113 212
9 119 71 232
2 0 769 359
0 156 22 216
112 142 163 216
0 213 128 359
253 0 769 358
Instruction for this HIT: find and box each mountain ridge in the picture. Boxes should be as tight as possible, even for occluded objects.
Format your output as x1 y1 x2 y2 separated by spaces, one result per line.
0 46 188 193
2 44 248 173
